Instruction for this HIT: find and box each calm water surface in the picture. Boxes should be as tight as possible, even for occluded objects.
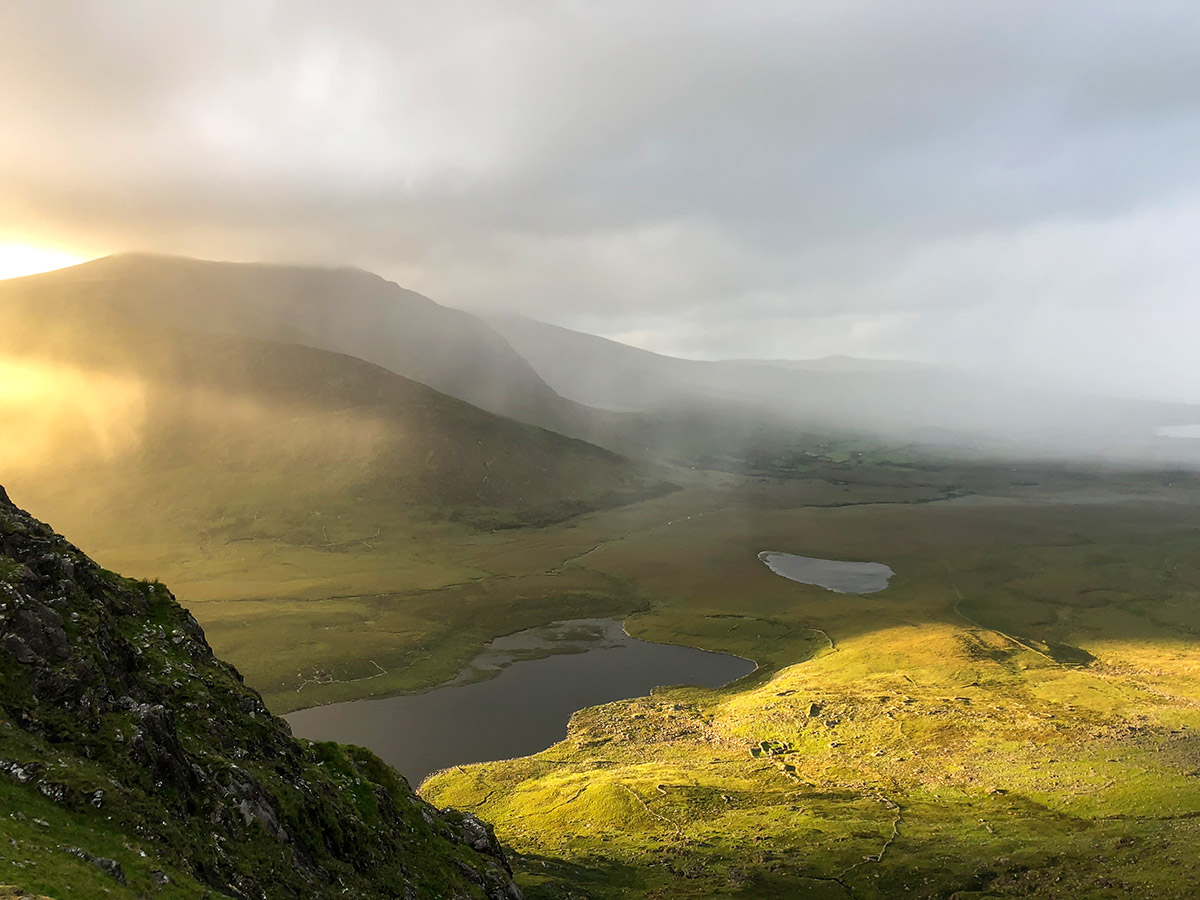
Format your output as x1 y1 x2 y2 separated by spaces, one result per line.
759 551 894 593
285 618 754 784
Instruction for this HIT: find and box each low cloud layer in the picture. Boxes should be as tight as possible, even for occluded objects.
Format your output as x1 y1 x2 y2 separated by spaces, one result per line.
3 1 1198 400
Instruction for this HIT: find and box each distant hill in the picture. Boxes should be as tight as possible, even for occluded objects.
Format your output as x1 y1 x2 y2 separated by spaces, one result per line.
0 253 577 429
484 313 1200 458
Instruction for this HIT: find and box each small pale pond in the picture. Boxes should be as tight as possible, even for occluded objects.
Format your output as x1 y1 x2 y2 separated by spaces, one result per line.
285 618 754 785
759 551 894 593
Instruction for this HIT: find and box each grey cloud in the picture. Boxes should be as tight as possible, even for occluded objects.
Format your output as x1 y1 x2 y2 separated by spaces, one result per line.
2 1 1198 399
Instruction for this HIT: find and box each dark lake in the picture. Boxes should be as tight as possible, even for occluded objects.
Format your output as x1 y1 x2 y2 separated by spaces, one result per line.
285 618 755 785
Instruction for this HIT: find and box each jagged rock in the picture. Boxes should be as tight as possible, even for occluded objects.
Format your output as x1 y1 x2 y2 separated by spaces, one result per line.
0 635 37 665
63 849 126 885
91 858 126 884
456 812 504 857
11 598 70 664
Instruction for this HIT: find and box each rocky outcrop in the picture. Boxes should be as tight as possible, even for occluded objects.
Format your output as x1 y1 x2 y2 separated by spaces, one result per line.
0 484 523 899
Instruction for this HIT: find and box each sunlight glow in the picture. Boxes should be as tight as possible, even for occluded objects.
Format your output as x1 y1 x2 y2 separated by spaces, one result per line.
0 243 87 280
0 357 147 469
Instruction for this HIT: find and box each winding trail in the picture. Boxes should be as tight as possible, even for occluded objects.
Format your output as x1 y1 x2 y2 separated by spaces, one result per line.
617 783 686 839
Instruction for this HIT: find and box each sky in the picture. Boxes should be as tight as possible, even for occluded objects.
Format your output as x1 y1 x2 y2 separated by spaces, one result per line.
2 1 1199 401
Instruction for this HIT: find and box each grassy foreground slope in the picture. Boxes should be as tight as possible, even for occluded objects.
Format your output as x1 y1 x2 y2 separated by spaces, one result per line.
423 471 1200 899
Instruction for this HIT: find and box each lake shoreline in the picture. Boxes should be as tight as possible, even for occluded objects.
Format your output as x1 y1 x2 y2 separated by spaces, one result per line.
282 613 761 714
285 616 757 783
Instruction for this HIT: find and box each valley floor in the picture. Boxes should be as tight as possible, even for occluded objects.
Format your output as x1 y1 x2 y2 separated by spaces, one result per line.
19 458 1200 898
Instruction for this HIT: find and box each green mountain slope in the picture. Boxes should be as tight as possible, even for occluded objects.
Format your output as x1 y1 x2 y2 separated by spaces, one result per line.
0 485 524 899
